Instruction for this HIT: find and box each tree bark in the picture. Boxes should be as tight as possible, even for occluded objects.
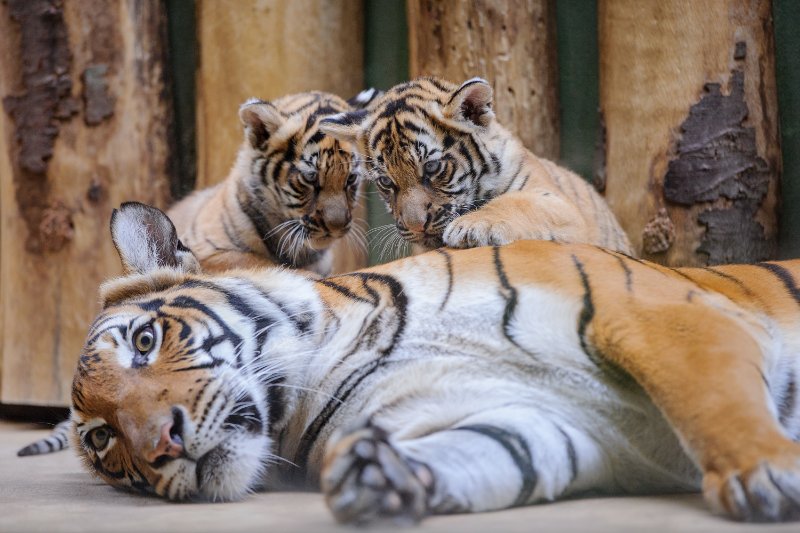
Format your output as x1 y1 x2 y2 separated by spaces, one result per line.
194 0 367 273
0 0 174 405
599 0 781 266
407 0 560 160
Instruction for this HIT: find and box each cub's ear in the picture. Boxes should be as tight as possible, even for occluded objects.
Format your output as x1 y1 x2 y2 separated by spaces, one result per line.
443 78 494 128
110 202 200 275
319 109 369 145
239 98 285 149
346 87 384 110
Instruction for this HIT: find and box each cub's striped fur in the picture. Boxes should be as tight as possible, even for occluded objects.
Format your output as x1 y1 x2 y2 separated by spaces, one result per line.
320 77 632 255
70 203 800 524
168 91 365 276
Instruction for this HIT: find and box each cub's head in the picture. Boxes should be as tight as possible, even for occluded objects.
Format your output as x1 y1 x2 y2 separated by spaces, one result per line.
236 92 364 262
320 77 496 249
72 202 316 501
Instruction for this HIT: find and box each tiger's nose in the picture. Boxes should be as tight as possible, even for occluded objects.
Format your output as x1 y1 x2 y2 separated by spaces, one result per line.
145 412 184 463
319 205 351 233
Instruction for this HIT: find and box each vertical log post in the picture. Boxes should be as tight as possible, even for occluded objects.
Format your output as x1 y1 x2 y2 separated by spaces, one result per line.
407 0 560 160
600 0 781 265
0 0 175 405
195 0 366 272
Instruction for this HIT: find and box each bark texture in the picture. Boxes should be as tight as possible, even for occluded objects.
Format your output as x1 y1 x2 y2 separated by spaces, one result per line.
0 0 174 405
407 0 560 159
600 0 781 265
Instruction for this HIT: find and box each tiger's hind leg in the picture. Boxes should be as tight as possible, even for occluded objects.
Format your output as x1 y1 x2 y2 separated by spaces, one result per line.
589 298 800 522
321 409 587 525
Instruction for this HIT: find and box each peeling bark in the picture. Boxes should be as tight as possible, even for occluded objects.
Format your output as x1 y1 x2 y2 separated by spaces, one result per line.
82 64 114 125
600 0 780 266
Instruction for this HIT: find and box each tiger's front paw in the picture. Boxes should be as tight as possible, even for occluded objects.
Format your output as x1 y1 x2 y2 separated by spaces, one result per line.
443 212 526 248
703 449 800 522
321 423 433 525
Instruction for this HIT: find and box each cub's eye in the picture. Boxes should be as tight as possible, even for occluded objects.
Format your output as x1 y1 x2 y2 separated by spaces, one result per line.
134 325 155 355
376 175 394 190
346 173 359 188
300 170 318 184
88 426 112 451
423 160 441 176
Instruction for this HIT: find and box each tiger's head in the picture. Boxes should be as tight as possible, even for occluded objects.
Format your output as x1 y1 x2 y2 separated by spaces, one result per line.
235 92 363 263
320 77 497 249
72 202 318 501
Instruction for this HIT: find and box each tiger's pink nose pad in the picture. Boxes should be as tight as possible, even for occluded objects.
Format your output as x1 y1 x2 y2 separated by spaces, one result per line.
145 422 184 463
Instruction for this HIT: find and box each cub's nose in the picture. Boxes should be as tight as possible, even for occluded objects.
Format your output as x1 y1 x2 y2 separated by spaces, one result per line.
145 408 185 464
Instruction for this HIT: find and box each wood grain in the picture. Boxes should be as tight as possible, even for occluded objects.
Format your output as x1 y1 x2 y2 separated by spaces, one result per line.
194 0 367 273
0 0 174 405
407 0 560 159
599 0 780 265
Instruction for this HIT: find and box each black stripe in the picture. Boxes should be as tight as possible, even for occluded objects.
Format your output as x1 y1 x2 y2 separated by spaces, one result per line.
598 248 633 292
293 273 408 472
779 374 797 426
493 246 534 357
756 262 800 307
317 279 372 304
453 424 536 507
435 249 454 311
698 267 757 298
555 425 578 483
572 255 632 383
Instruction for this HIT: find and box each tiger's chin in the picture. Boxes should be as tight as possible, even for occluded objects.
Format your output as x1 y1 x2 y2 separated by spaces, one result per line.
402 232 444 250
193 435 271 502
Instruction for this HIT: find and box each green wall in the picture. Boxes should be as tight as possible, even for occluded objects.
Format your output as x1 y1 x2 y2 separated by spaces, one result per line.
774 0 800 258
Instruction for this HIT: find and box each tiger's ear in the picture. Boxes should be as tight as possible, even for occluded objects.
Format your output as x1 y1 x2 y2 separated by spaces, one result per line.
319 109 369 145
110 202 201 276
239 98 285 149
443 78 494 128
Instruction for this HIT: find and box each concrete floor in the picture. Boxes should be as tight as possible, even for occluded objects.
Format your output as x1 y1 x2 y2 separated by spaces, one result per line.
0 420 794 533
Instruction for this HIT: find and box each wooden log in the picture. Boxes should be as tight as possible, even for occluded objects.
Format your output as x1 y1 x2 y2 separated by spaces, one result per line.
599 0 781 265
407 0 560 160
0 0 174 406
194 0 367 273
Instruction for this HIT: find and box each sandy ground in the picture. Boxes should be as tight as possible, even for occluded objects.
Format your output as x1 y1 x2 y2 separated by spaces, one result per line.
0 419 794 533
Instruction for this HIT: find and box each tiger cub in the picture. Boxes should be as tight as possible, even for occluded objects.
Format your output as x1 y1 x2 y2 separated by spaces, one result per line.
320 77 632 255
167 91 364 276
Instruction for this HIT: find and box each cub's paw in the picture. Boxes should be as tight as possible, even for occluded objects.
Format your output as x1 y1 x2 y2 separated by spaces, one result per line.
703 452 800 522
321 423 433 525
443 212 524 248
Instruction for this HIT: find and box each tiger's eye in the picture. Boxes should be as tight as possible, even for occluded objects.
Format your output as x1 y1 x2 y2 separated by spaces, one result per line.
346 173 358 187
134 325 155 354
89 427 111 451
301 171 318 183
423 160 441 176
376 175 394 190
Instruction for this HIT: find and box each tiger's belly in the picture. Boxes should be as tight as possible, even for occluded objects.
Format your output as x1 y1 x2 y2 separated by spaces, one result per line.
296 286 701 495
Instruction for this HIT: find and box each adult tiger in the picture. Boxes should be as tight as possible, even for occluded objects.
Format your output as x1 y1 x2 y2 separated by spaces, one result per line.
167 91 367 276
320 77 633 255
71 202 799 523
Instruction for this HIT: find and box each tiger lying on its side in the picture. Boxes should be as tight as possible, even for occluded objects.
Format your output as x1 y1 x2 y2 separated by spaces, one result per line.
71 202 800 524
320 77 633 255
167 90 367 276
